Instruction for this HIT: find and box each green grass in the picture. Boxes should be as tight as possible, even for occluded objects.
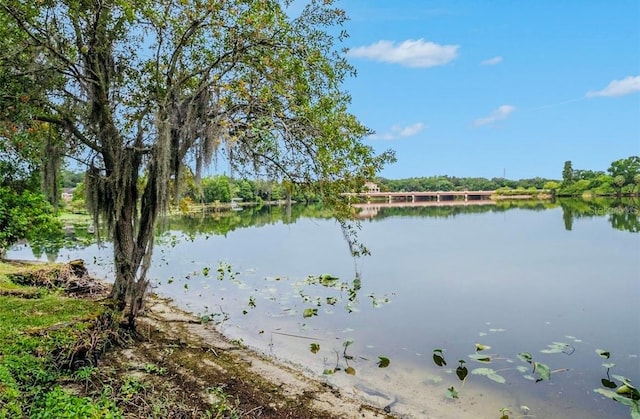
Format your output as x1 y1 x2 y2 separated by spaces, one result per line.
57 212 91 224
0 261 122 418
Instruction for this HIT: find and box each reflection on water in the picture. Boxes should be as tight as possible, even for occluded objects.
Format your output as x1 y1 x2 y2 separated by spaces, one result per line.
8 198 640 418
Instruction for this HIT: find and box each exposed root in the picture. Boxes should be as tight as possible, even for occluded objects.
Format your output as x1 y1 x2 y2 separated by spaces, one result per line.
7 259 109 298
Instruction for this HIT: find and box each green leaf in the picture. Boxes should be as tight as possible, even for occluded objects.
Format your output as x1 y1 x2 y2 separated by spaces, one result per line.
468 354 491 363
377 356 390 368
602 362 616 369
345 366 356 375
533 361 551 382
630 402 640 419
517 352 533 363
612 374 633 385
596 349 611 359
433 353 446 367
310 343 320 354
446 386 458 399
302 308 318 318
318 274 339 286
613 395 636 407
594 388 618 400
456 365 468 381
475 343 491 352
471 368 506 384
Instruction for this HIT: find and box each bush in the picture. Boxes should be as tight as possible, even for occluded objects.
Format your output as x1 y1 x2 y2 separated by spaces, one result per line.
0 188 61 257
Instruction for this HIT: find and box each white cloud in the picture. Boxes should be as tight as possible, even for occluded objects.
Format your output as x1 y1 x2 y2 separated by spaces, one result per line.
348 39 459 68
369 122 426 140
586 76 640 97
473 105 516 127
480 56 503 66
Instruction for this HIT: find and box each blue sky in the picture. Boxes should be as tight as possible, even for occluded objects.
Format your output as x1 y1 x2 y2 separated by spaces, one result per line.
337 0 640 180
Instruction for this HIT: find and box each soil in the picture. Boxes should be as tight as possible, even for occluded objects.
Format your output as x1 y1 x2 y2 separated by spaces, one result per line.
98 296 394 418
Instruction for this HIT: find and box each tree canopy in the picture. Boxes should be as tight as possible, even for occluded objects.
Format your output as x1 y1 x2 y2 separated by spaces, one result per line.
0 0 394 326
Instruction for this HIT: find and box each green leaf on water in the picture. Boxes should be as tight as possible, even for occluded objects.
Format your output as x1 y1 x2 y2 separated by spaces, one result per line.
541 342 572 354
533 361 551 382
456 365 469 381
471 367 506 384
310 343 320 354
594 388 618 399
611 375 634 386
377 356 390 368
322 369 334 375
475 343 491 352
517 352 533 363
602 362 616 369
345 366 356 375
596 349 611 359
433 349 446 367
318 274 339 286
302 308 318 318
468 354 492 363
446 386 459 399
613 394 636 407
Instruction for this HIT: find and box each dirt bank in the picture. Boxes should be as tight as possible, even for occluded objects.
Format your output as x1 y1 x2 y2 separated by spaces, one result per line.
105 295 394 418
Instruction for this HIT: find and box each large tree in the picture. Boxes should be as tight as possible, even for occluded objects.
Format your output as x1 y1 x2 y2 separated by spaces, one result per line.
608 156 640 190
0 0 394 326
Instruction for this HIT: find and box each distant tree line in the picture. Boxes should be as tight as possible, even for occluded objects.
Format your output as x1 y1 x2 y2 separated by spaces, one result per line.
62 172 323 212
374 176 555 193
60 155 639 214
372 156 639 198
560 156 640 197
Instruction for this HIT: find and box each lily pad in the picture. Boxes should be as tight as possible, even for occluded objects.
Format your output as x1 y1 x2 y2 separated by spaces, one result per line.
471 367 506 384
456 365 469 381
468 354 492 363
475 343 492 352
517 352 533 363
533 361 551 382
302 308 318 318
377 356 390 368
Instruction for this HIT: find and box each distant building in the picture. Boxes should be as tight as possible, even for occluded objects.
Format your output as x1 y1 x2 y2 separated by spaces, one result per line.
61 188 75 202
364 182 380 193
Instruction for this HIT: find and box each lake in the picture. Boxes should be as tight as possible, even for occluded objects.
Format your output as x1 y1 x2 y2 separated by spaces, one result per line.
9 199 640 418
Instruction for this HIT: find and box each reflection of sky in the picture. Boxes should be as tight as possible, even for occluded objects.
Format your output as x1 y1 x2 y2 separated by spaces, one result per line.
8 206 638 418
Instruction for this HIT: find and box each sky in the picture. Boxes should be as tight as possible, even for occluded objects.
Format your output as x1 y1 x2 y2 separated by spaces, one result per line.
335 0 640 180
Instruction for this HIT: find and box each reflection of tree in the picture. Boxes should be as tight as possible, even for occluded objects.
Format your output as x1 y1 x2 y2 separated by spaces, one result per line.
364 200 556 221
26 198 640 256
562 206 573 231
558 198 639 233
161 204 333 237
609 209 640 233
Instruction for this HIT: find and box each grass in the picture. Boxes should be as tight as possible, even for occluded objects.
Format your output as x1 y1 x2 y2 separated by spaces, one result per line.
57 212 91 224
0 261 119 418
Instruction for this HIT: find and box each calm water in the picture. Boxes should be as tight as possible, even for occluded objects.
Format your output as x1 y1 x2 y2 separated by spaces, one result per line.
9 200 640 418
